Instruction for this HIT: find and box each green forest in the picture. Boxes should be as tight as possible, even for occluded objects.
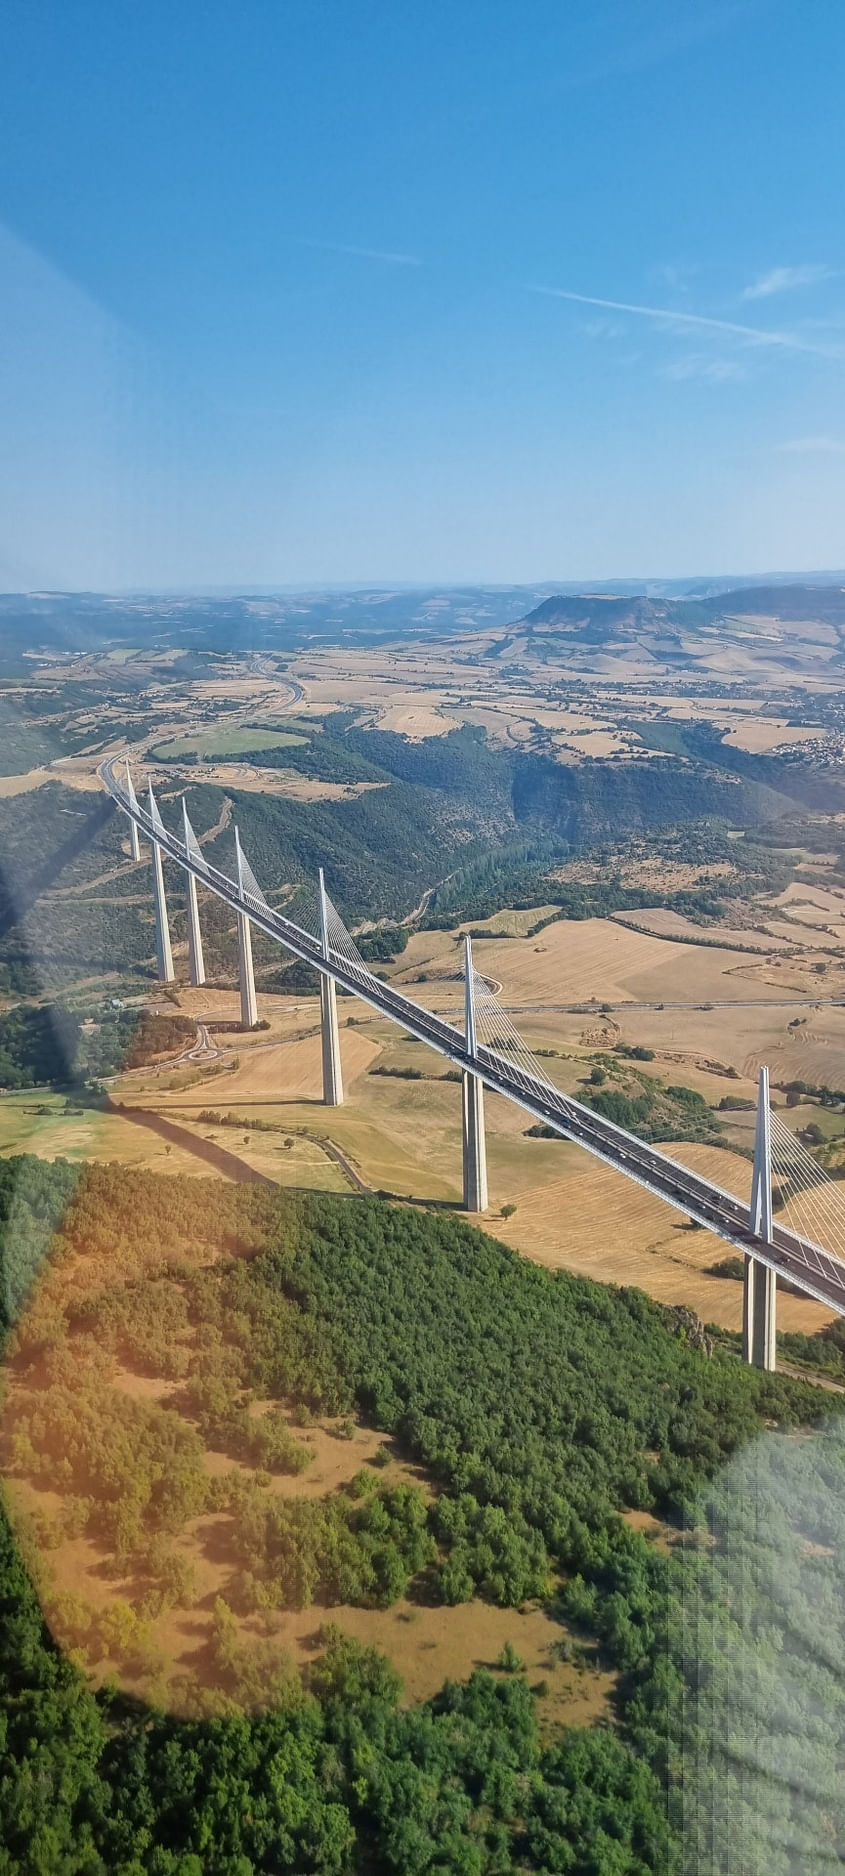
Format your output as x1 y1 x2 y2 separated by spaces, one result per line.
1 1157 843 1871
0 1003 195 1089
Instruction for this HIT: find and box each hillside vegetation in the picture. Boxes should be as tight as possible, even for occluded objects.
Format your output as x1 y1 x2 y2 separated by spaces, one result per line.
1 1158 843 1871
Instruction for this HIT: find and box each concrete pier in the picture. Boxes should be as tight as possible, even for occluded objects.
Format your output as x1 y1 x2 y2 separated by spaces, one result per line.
148 784 174 983
461 935 488 1213
462 1070 488 1213
743 1256 777 1371
234 827 258 1028
182 800 206 988
318 868 344 1106
743 1065 776 1369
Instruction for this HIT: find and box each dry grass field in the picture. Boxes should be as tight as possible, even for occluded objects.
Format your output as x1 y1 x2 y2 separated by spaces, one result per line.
5 866 841 1347
720 717 823 752
176 763 385 801
84 883 845 1347
0 769 50 798
612 907 795 949
0 1224 613 1722
4 1452 613 1721
109 967 837 1342
195 1026 381 1104
395 912 845 1009
483 1141 832 1336
0 1092 233 1182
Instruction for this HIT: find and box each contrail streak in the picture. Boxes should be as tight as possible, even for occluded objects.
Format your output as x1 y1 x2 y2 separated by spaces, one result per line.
528 285 842 357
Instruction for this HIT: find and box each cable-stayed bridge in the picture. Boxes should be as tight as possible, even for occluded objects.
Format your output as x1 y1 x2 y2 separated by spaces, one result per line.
100 755 845 1368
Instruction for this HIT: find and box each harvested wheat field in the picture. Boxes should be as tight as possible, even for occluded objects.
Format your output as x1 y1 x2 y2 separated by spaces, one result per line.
603 998 845 1082
612 908 795 951
412 916 786 1009
487 1140 833 1337
773 883 845 919
721 717 822 753
168 985 327 1044
193 1027 380 1105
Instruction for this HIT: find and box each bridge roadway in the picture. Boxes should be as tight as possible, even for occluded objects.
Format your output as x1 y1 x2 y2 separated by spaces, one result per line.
100 757 845 1321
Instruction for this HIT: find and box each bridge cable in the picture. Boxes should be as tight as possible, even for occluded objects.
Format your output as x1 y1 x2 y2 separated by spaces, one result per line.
770 1114 845 1249
770 1111 845 1268
181 803 209 873
469 962 578 1114
235 840 271 910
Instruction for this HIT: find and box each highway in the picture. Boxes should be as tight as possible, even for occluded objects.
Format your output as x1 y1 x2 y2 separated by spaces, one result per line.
100 756 845 1320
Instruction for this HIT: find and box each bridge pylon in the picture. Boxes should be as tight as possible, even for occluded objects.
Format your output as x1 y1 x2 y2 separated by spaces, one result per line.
234 827 258 1027
183 799 206 988
462 935 488 1213
148 783 174 983
318 868 344 1106
743 1064 777 1369
125 762 141 861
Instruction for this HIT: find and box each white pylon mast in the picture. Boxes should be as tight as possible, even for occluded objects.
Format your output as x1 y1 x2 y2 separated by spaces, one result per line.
464 933 478 1057
744 1064 776 1370
233 825 257 1026
461 932 487 1212
125 761 141 860
147 781 174 982
182 797 206 987
317 867 343 1104
750 1065 773 1241
318 866 331 961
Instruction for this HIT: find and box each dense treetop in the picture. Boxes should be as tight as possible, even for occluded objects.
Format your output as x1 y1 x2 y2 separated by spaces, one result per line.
0 1158 843 1871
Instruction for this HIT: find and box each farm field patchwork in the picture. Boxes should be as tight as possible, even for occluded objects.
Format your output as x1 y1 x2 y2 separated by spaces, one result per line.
120 979 836 1339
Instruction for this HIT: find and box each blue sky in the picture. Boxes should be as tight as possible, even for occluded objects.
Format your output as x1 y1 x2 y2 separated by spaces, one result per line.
1 0 844 589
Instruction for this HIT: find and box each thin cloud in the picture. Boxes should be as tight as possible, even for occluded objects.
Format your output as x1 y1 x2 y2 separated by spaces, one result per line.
302 239 422 267
742 264 834 301
778 435 845 454
663 354 746 382
654 262 699 294
583 318 627 340
528 285 843 357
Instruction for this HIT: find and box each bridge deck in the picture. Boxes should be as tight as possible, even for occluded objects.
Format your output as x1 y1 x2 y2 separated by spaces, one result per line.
99 757 845 1320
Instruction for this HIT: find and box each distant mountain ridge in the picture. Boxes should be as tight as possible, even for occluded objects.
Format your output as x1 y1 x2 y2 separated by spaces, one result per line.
521 584 845 635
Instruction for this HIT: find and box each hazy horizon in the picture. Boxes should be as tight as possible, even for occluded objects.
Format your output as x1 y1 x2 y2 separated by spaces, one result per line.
5 566 845 602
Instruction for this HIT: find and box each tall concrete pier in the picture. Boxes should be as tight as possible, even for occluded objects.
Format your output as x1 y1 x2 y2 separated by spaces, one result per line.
148 783 174 983
318 868 344 1106
182 799 206 988
461 935 488 1213
744 1064 776 1369
125 763 141 861
234 827 258 1028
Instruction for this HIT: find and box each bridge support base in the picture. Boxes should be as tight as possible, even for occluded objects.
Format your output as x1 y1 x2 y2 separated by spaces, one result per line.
186 871 206 987
320 973 343 1105
237 910 258 1027
151 841 175 983
129 819 141 862
742 1254 776 1370
462 1071 488 1213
